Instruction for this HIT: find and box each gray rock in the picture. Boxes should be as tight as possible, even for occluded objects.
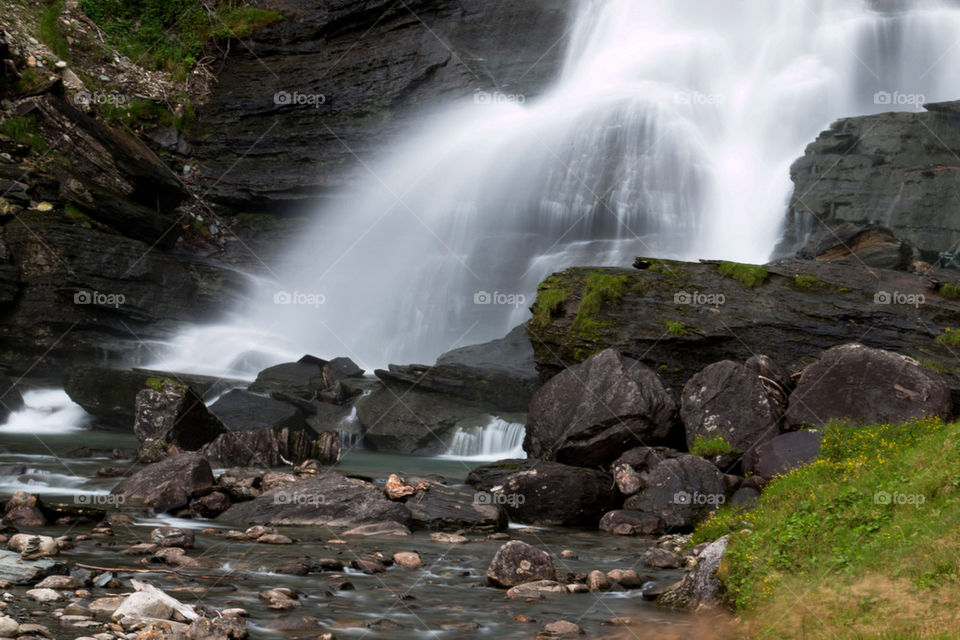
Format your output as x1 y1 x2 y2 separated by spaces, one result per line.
658 535 729 609
150 527 195 549
623 455 727 533
208 389 308 433
0 549 66 585
599 510 660 536
401 477 505 532
111 453 214 512
134 380 225 461
200 426 326 468
487 541 556 588
744 430 824 478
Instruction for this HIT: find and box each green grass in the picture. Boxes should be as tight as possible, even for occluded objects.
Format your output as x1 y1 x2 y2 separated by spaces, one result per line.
692 417 960 639
718 262 769 288
38 0 70 60
2 116 48 153
939 283 960 299
571 271 626 334
690 436 738 457
666 320 688 336
935 328 960 347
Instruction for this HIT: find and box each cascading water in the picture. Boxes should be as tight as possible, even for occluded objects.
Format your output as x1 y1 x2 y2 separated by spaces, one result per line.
151 0 960 375
443 417 527 461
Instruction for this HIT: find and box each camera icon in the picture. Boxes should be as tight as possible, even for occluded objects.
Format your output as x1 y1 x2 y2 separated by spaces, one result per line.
74 290 92 305
474 90 491 105
274 91 292 106
273 493 292 504
874 291 892 305
473 291 492 305
274 291 292 305
874 491 891 505
474 492 492 505
674 292 692 305
874 91 892 105
673 491 692 505
74 494 90 505
75 90 91 106
674 92 691 105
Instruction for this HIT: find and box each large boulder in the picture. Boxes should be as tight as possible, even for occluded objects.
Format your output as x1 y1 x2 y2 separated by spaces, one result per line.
0 373 24 422
248 361 326 399
658 535 729 609
111 453 214 513
200 427 338 468
486 541 556 588
208 390 308 433
218 473 411 528
3 492 45 528
744 430 824 479
785 344 953 428
681 359 786 454
523 349 678 466
134 380 225 461
466 459 616 526
400 477 505 532
622 455 727 533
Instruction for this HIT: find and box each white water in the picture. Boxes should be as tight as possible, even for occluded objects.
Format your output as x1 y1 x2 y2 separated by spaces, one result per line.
151 0 960 374
0 389 91 434
442 417 527 461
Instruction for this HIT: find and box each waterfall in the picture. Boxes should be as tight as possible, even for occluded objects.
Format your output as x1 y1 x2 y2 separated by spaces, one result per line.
442 417 527 461
149 0 960 376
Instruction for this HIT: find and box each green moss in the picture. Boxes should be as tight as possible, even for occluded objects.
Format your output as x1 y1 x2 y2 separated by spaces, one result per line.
939 283 960 299
39 0 70 60
718 261 769 288
531 277 568 330
145 377 186 393
2 116 48 153
935 329 960 348
571 271 627 333
793 274 827 290
916 357 950 375
665 320 687 336
690 436 738 457
64 204 91 226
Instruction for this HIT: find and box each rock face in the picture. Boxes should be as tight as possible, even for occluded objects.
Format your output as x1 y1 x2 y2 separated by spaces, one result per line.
527 261 960 398
218 473 411 528
466 459 616 526
523 349 678 466
681 359 787 453
111 453 214 512
795 223 912 270
622 455 727 533
744 431 824 478
486 541 556 588
786 344 953 428
134 380 226 461
208 390 307 433
780 101 960 260
201 426 332 469
191 0 569 211
0 373 24 422
658 535 729 609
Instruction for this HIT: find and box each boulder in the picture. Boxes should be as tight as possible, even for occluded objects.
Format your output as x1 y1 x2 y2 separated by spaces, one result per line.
0 373 24 422
622 455 727 533
112 581 198 623
111 453 214 512
785 344 953 428
3 491 45 527
523 349 678 466
400 477 505 532
7 534 59 558
598 510 660 536
208 390 308 433
658 535 729 609
134 380 225 461
248 362 325 399
150 527 195 549
681 359 786 454
487 541 557 588
0 549 66 585
200 426 326 468
744 430 824 478
218 472 412 528
466 459 615 526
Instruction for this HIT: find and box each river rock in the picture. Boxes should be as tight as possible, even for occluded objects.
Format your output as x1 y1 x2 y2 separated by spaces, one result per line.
539 620 585 637
506 580 566 599
7 534 59 558
0 373 23 422
523 349 678 466
786 344 953 428
642 547 683 569
194 491 232 517
385 473 416 500
0 549 66 585
150 527 195 549
134 380 225 461
35 574 81 589
658 535 729 609
487 541 557 588
111 453 215 512
25 587 61 603
342 522 411 537
187 615 248 640
248 361 326 399
431 532 469 544
200 426 326 468
744 430 824 478
607 569 643 588
2 491 45 527
208 390 308 433
401 477 505 532
466 459 616 526
0 616 16 637
218 472 412 528
586 570 610 592
622 455 727 533
681 359 786 453
393 552 422 568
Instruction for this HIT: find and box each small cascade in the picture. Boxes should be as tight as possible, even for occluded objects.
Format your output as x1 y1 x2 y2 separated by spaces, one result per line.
443 417 526 461
0 389 91 434
337 406 364 450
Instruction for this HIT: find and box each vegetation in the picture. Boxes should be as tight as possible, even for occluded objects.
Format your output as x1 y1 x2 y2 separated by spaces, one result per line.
571 271 627 334
38 0 70 60
690 436 738 457
531 276 568 330
793 274 828 290
693 417 960 639
78 0 283 81
666 320 688 336
935 328 960 347
718 261 769 288
939 282 960 299
2 116 48 153
145 376 186 392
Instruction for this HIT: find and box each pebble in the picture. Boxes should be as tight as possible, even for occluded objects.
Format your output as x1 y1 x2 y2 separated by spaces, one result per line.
559 549 578 559
540 620 584 636
392 552 422 569
607 569 643 588
586 570 610 592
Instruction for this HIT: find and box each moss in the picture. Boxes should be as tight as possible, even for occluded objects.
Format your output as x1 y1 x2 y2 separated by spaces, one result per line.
793 275 827 290
571 271 627 333
145 377 186 393
531 276 568 330
718 261 768 288
64 204 92 227
939 282 960 299
2 116 48 153
666 321 688 336
690 436 738 457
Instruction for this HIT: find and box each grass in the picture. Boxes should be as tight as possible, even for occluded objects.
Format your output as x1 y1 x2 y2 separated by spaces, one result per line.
692 417 960 639
38 0 70 60
102 98 195 131
690 436 738 457
718 262 769 288
935 328 960 348
939 283 960 299
666 320 688 336
571 271 627 334
531 276 568 330
2 116 48 153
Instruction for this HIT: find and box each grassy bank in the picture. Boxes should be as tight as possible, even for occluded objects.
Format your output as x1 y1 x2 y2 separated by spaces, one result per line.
693 418 960 639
